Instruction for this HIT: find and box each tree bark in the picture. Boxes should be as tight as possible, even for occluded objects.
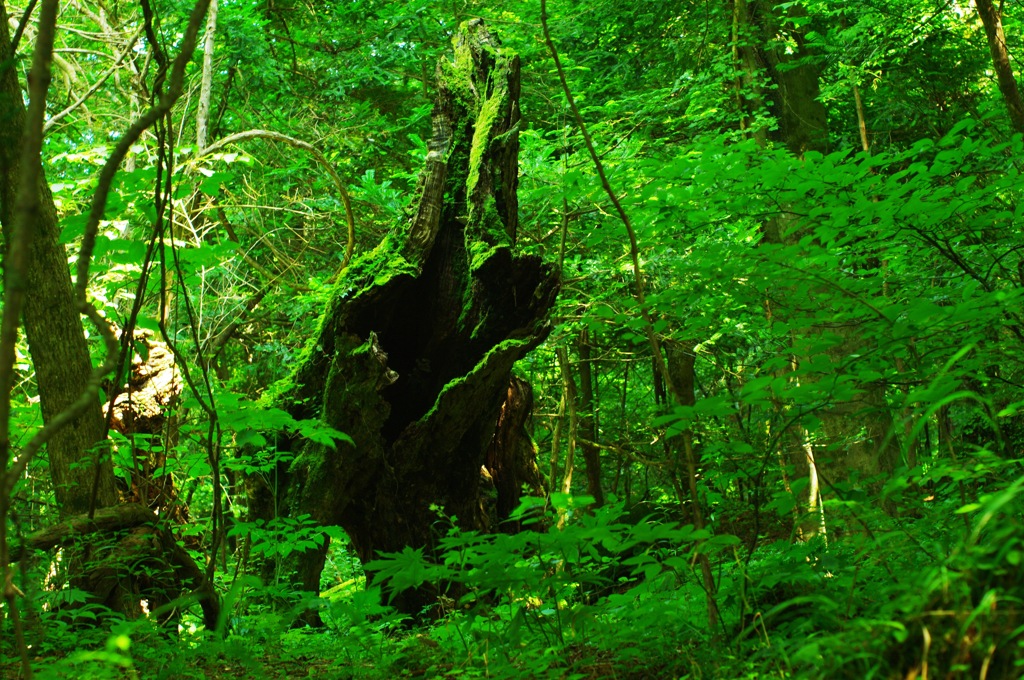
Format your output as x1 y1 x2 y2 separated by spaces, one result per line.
196 0 219 150
731 0 768 146
664 339 702 521
747 0 828 155
556 345 578 498
254 19 558 618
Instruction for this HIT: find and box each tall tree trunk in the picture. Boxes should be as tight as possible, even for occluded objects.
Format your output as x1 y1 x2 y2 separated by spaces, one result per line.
975 0 1024 134
196 0 219 150
731 0 768 146
254 20 558 619
665 340 702 521
556 345 578 498
577 330 604 507
0 1 120 521
0 0 132 626
748 0 828 156
743 1 898 488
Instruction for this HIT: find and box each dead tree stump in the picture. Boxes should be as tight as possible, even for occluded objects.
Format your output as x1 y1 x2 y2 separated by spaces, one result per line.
254 20 558 618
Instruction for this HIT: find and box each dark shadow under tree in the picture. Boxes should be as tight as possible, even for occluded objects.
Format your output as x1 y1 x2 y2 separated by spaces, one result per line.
251 19 558 618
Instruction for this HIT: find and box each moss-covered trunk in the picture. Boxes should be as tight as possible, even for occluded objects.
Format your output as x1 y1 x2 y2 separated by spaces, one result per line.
254 20 558 618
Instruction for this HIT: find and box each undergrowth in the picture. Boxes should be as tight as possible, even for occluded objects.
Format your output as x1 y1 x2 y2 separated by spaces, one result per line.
3 471 1023 679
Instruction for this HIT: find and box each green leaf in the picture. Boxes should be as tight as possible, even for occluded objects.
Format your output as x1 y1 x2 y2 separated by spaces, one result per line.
199 171 235 195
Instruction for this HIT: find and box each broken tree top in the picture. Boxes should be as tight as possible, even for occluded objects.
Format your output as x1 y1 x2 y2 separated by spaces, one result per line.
408 18 522 257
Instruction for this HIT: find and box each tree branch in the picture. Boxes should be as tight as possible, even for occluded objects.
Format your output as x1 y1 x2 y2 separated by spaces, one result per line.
200 129 356 269
10 0 39 53
195 0 218 150
75 0 214 303
43 26 145 133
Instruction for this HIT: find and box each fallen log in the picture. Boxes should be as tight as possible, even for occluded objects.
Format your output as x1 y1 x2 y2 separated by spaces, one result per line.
9 503 220 629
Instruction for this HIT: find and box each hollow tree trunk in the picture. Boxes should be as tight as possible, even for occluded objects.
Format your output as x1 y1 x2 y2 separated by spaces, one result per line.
254 20 558 618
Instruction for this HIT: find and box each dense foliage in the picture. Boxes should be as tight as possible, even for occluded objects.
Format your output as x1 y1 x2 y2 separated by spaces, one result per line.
2 0 1024 677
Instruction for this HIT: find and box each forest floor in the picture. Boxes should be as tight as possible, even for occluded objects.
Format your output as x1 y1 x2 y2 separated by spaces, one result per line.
2 631 683 680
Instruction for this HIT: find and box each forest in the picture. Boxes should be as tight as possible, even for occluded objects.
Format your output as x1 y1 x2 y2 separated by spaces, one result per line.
1 0 1024 677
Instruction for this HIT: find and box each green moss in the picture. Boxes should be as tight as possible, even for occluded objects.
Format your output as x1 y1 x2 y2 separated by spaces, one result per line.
467 239 498 272
262 235 417 408
433 21 520 276
466 198 513 279
439 26 479 110
439 21 518 204
333 234 417 301
322 337 372 414
261 312 330 407
418 335 536 423
466 92 505 198
470 307 492 341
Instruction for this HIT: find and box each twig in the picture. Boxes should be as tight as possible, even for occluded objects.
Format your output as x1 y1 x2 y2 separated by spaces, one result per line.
10 0 38 53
